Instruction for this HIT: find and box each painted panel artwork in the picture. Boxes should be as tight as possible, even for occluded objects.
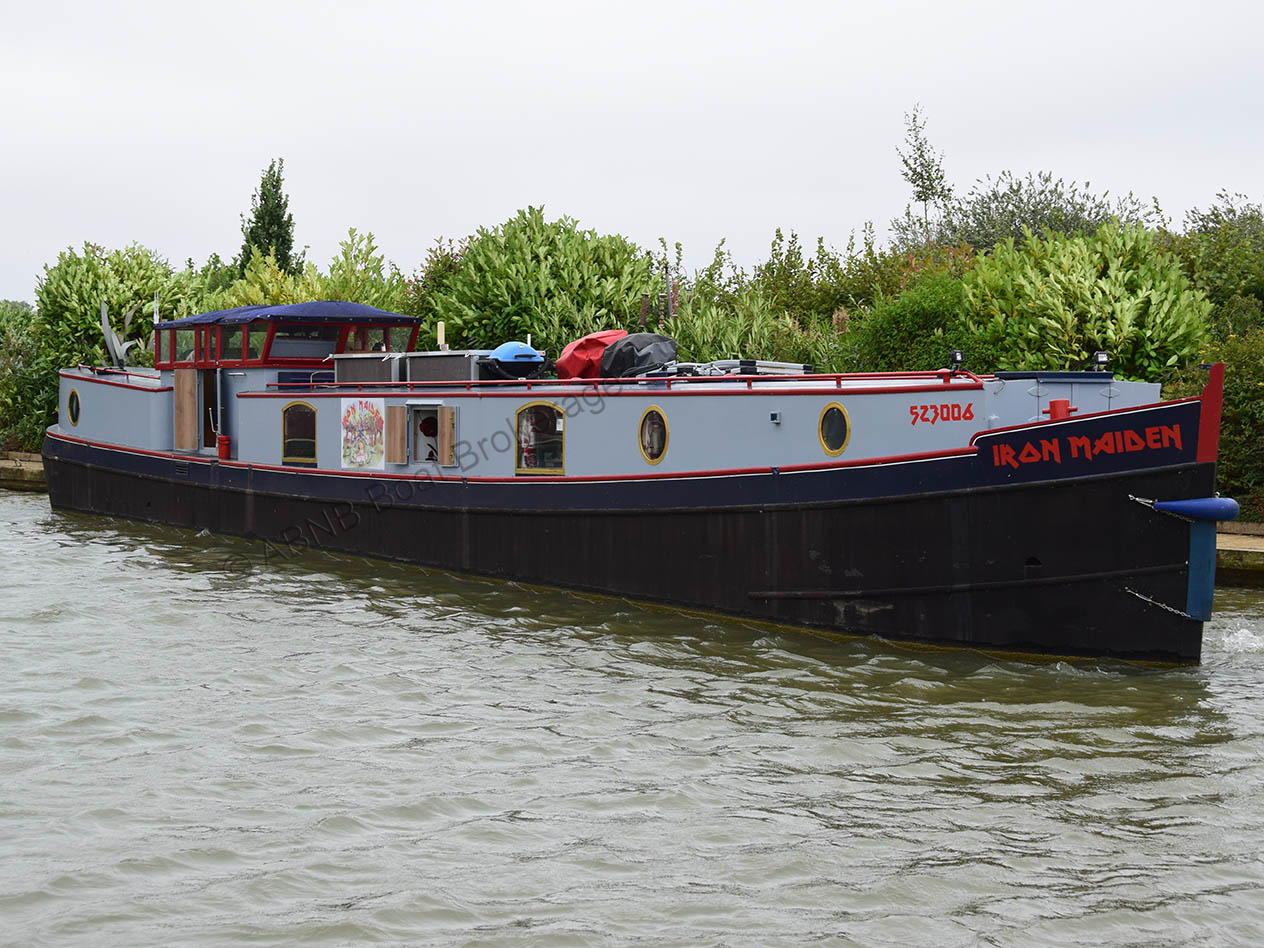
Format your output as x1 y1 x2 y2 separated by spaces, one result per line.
341 398 386 470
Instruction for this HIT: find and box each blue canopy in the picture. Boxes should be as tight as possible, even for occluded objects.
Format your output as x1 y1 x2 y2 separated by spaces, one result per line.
157 301 421 328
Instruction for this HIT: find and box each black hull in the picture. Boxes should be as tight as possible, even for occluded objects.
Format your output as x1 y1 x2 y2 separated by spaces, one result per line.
43 434 1214 663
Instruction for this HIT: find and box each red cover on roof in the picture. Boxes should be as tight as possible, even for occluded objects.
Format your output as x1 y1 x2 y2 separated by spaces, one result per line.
556 329 628 379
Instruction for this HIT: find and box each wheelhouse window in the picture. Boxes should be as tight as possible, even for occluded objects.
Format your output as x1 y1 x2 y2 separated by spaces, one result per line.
245 321 267 360
174 329 196 363
268 324 342 359
516 403 564 474
282 401 317 466
638 407 668 464
221 326 243 362
343 325 390 353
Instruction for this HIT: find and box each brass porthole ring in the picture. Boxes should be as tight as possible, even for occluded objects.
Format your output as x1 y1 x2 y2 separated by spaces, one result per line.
67 389 81 426
638 406 668 465
818 402 850 457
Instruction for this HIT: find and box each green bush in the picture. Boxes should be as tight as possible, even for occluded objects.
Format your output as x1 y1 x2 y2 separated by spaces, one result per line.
1194 331 1264 520
0 301 43 450
401 238 466 339
5 243 206 451
849 273 970 371
429 207 651 355
209 229 407 313
962 221 1211 379
1160 191 1264 340
894 170 1154 253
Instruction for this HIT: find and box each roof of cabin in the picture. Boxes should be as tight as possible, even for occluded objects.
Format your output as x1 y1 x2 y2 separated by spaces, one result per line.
156 301 421 328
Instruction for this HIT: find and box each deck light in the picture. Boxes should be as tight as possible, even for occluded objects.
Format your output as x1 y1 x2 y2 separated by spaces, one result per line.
1092 351 1111 371
949 349 965 373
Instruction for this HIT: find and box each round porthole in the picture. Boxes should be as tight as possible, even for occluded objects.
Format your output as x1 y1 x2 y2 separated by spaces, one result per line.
819 402 849 456
638 406 668 464
67 389 81 426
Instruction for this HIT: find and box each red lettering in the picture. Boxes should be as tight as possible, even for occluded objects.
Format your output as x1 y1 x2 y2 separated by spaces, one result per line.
1094 433 1116 455
1161 424 1182 450
999 444 1019 469
1041 439 1061 463
1018 442 1042 464
1124 430 1146 452
1115 431 1124 452
963 403 974 420
1068 435 1091 459
910 406 919 425
1145 426 1162 449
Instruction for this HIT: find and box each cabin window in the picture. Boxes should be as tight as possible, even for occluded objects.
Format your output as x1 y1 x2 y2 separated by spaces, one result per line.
269 324 342 359
390 326 413 352
346 325 388 353
245 321 267 360
516 403 564 474
67 389 81 426
638 407 668 464
819 402 850 456
221 326 243 361
282 401 317 466
175 329 196 363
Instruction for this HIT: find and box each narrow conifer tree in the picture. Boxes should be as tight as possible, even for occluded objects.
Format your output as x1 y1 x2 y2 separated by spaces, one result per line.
238 158 300 275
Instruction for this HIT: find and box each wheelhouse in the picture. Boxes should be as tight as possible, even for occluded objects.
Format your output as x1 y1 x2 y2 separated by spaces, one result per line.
153 301 421 370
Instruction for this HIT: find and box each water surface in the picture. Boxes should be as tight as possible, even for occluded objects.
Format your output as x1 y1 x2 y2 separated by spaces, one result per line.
2 491 1263 946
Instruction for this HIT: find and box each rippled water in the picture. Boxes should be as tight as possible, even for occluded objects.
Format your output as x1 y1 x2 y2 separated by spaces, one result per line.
2 489 1264 946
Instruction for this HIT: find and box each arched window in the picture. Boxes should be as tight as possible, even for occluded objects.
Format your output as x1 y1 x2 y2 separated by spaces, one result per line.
515 402 564 474
282 401 317 466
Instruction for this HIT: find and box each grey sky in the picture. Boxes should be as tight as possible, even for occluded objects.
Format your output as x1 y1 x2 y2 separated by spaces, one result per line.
2 0 1261 303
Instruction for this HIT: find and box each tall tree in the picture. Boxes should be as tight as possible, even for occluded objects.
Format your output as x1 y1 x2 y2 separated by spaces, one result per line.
895 104 952 240
238 158 300 276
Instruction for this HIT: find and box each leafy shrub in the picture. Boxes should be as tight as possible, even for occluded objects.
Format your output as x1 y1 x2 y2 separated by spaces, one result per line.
1 243 210 450
0 301 43 449
210 229 407 313
1159 191 1264 339
740 226 915 330
894 170 1154 253
429 207 651 355
401 238 467 342
1192 331 1264 520
962 221 1211 379
850 274 970 372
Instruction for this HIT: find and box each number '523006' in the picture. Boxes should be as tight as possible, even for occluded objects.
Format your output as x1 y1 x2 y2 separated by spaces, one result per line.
910 403 974 425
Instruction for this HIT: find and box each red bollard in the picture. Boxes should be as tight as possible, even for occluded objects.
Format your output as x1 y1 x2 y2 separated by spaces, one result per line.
217 435 231 459
1042 399 1078 421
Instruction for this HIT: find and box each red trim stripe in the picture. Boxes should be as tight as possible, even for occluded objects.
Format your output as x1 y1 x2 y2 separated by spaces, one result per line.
44 430 976 484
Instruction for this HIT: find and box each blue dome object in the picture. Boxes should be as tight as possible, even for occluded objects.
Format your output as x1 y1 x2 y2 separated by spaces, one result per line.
490 341 544 363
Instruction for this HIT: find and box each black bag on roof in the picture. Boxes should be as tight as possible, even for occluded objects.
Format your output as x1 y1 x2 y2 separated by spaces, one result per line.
599 333 677 378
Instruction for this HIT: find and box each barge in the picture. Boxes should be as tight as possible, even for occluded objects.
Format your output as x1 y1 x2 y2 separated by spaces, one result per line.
43 301 1238 662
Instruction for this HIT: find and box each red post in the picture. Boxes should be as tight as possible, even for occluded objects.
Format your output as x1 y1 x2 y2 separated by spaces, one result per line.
1043 398 1077 421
